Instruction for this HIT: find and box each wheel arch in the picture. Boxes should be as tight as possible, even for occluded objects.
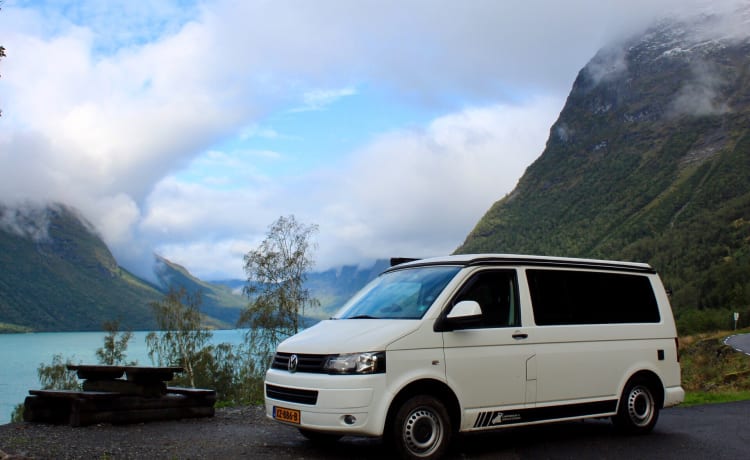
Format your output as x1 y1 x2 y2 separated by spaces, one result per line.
385 378 461 433
622 370 665 409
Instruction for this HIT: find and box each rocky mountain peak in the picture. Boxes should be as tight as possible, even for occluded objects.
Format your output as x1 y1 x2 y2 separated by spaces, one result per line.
457 6 750 333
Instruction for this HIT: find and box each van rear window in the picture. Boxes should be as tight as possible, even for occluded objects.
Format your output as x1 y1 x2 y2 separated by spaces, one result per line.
526 269 660 325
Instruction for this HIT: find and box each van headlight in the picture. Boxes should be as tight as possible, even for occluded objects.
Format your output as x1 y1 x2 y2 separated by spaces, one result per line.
324 352 386 374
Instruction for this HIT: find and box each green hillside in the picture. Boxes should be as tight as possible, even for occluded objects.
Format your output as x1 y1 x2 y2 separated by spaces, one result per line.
0 203 249 332
0 203 162 331
457 16 750 333
153 255 244 327
0 202 382 332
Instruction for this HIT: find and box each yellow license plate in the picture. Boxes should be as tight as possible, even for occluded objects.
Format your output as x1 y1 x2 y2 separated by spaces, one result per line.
273 406 301 424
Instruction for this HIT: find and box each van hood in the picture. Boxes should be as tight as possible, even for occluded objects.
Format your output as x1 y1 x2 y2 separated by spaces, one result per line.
277 319 421 354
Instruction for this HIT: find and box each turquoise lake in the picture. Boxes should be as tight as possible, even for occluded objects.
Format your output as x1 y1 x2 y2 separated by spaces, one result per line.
0 329 247 424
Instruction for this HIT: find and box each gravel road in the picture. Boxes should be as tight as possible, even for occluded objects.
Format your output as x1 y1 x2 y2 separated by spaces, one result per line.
2 401 750 459
0 406 318 459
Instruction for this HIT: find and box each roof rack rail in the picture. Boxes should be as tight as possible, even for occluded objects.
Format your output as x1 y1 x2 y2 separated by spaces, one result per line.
390 257 420 267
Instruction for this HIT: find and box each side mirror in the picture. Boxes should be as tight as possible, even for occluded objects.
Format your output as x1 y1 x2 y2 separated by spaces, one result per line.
435 300 483 332
447 300 482 319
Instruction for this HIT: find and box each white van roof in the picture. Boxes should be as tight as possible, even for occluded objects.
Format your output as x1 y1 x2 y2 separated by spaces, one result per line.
387 254 655 274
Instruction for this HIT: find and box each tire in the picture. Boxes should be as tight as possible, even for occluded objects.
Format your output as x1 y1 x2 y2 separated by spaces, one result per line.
298 428 342 444
613 379 660 434
389 395 452 459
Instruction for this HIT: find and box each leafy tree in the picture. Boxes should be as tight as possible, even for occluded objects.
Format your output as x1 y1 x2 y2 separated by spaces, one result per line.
96 319 135 365
37 354 80 391
146 286 211 388
239 215 319 376
190 342 260 404
10 403 23 423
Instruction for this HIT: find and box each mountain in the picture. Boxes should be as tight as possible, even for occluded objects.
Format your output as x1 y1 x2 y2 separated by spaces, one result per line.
153 255 245 327
211 259 390 321
0 201 387 332
456 11 750 333
0 203 251 332
0 203 162 332
303 259 390 319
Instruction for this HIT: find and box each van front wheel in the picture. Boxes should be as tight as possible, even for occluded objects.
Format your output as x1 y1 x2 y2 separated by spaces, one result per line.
390 395 452 459
613 379 659 434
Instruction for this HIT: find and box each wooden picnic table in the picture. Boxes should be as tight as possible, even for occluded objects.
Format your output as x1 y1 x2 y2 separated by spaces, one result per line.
66 364 185 397
67 364 183 382
23 365 215 427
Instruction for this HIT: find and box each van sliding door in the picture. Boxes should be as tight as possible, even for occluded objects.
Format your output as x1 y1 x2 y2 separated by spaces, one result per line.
441 269 533 428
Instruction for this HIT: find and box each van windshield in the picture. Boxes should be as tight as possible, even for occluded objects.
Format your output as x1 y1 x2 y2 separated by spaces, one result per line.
335 266 461 320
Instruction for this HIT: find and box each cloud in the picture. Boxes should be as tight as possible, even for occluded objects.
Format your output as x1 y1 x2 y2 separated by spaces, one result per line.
151 97 562 278
0 201 53 241
312 98 563 267
670 60 732 117
291 87 358 113
1 0 746 280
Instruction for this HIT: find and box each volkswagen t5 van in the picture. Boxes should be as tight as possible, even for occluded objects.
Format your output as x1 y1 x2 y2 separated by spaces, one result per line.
264 254 684 459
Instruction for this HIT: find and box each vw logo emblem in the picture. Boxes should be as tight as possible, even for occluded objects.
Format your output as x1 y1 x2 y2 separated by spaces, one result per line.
288 354 299 373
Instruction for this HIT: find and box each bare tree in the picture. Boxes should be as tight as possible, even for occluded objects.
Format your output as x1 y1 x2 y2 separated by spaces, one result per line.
239 215 319 374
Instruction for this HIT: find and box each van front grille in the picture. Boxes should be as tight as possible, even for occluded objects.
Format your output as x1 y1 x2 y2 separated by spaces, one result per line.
266 384 318 405
271 352 328 373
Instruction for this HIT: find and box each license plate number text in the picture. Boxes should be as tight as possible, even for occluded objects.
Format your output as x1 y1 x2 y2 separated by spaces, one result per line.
274 406 301 424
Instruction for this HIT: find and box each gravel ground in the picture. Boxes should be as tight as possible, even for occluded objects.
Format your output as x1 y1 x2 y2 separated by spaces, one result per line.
0 405 355 459
8 401 749 459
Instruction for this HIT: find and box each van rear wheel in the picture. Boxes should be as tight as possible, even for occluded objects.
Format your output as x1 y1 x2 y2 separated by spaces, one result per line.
390 395 452 459
613 379 659 434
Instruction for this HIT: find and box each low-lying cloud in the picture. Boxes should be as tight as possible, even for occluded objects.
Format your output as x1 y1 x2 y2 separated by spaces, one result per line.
671 60 732 117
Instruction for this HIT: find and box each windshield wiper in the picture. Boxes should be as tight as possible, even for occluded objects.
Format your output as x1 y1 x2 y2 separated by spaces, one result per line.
347 315 379 319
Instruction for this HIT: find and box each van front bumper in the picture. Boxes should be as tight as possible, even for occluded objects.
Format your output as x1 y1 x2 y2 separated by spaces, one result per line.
264 368 389 437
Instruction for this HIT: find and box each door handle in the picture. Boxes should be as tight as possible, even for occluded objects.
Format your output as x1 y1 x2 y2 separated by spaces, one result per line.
512 332 528 340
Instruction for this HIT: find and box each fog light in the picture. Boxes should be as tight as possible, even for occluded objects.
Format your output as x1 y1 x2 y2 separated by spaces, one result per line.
344 415 356 425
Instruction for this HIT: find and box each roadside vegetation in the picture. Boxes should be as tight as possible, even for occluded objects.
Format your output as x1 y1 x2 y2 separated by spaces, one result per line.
680 327 750 405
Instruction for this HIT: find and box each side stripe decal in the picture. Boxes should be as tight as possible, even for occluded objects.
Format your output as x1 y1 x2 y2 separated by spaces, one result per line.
473 399 618 428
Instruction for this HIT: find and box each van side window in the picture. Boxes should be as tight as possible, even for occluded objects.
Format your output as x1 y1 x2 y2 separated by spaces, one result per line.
453 270 520 328
526 269 660 325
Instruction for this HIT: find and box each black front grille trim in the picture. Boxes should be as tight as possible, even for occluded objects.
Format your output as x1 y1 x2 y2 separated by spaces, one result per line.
272 353 328 373
266 384 318 405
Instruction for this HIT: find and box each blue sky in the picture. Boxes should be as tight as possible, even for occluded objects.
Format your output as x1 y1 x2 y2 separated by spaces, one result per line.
1 0 745 280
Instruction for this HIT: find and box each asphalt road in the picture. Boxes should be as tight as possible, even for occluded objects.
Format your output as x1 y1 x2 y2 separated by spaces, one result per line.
725 333 750 355
314 400 750 459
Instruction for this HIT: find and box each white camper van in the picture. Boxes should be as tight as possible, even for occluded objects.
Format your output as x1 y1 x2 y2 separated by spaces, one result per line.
264 254 684 459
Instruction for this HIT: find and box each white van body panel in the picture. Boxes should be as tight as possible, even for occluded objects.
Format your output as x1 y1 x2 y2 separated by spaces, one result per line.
265 369 387 434
266 318 448 437
264 254 684 445
277 319 420 354
442 327 533 408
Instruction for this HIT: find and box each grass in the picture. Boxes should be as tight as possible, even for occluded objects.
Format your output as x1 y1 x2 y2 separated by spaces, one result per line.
679 327 750 406
682 390 750 406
